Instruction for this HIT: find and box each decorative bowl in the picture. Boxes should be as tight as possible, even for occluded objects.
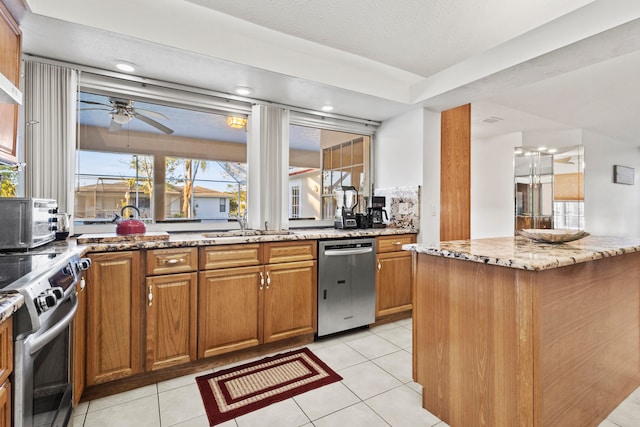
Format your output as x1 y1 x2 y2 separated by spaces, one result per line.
517 228 590 243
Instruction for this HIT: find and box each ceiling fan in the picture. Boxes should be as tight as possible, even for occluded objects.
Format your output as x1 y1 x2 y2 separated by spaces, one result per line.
80 97 174 134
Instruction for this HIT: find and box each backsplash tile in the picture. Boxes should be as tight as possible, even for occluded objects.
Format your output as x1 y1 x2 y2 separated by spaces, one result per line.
374 186 421 230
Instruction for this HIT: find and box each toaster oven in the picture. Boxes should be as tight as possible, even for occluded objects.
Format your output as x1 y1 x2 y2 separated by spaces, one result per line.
0 197 57 250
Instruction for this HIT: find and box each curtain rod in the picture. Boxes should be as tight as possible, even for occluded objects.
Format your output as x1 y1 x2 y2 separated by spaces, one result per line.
23 54 382 128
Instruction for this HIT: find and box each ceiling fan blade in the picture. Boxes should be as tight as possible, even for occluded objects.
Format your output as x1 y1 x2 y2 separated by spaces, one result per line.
79 107 113 112
134 108 169 120
133 112 174 134
109 120 123 133
80 100 111 107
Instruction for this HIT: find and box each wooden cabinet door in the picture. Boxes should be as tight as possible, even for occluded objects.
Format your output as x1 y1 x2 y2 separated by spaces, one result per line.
198 266 262 358
0 2 20 164
0 380 9 427
72 280 87 406
145 272 197 371
0 318 11 386
376 251 413 318
263 260 316 343
86 252 142 385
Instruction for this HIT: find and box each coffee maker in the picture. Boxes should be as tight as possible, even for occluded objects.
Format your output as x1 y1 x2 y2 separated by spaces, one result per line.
334 186 359 229
367 196 388 228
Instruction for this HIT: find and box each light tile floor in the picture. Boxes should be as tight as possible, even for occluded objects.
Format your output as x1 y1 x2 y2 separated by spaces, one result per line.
71 318 640 427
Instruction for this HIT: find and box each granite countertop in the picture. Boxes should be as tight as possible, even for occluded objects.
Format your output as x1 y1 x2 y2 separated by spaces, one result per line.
0 293 24 324
76 227 417 253
404 235 640 271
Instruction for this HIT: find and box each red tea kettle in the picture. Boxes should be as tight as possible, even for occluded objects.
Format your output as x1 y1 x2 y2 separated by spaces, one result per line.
112 205 146 235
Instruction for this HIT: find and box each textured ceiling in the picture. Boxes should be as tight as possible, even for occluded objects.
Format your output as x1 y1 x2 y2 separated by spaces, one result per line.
186 0 594 77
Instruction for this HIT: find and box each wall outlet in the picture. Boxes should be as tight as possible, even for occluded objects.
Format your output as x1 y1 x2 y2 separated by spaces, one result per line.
431 204 437 216
398 202 409 215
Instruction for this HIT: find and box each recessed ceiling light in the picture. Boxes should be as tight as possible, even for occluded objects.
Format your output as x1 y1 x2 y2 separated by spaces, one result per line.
547 148 558 153
538 146 547 151
115 61 136 73
233 86 254 96
481 116 503 124
321 105 334 112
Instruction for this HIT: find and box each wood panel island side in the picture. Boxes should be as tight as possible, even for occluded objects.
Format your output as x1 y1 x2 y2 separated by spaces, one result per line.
406 236 640 427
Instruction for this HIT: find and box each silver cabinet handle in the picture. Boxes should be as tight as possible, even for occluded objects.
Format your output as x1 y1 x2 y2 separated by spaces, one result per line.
377 260 381 272
324 247 373 256
161 258 184 264
148 285 153 307
266 271 271 289
259 271 264 290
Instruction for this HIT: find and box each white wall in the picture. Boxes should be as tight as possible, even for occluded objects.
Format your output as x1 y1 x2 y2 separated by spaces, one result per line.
374 108 424 188
421 110 441 243
583 130 640 237
375 107 440 243
471 132 522 238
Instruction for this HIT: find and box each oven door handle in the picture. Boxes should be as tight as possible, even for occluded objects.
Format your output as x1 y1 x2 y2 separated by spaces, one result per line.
29 297 78 355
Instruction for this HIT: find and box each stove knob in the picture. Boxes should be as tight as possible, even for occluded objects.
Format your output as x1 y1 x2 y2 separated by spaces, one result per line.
51 287 64 300
35 293 57 313
62 264 74 276
76 258 92 271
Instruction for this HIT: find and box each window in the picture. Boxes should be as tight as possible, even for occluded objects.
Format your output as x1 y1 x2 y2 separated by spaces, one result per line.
75 90 248 230
0 165 19 197
289 182 300 219
288 123 371 223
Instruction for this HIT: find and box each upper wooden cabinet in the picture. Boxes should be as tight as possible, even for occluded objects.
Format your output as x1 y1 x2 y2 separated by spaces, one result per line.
0 1 20 164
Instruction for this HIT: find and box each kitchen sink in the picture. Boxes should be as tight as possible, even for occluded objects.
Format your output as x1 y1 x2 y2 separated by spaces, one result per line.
201 229 293 238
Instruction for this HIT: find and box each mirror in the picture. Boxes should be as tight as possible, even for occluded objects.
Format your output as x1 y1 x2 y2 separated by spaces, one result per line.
514 145 584 232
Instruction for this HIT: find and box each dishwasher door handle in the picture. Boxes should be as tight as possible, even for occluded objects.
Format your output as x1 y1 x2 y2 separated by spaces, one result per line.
324 247 373 257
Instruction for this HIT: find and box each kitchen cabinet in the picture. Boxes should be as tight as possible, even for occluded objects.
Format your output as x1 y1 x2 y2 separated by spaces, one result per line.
0 1 20 164
72 276 87 407
145 248 197 371
375 234 416 319
0 317 11 427
198 241 316 358
85 251 142 386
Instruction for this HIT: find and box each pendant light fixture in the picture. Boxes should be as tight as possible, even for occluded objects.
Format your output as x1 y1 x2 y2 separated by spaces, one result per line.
226 116 247 129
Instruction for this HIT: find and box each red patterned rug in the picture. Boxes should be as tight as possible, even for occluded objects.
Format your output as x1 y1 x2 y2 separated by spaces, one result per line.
196 347 342 425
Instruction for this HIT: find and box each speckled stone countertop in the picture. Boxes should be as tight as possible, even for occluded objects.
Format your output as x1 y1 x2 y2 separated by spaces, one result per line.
0 293 23 324
404 235 640 271
76 227 417 253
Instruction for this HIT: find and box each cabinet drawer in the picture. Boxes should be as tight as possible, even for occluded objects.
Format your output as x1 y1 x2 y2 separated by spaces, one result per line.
264 240 317 264
199 244 262 270
376 234 416 253
146 248 198 275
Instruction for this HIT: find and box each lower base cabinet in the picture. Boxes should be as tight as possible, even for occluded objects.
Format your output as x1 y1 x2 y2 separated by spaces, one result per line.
86 251 142 386
0 317 11 427
198 241 317 359
198 266 262 358
145 272 198 371
0 380 9 427
375 234 416 319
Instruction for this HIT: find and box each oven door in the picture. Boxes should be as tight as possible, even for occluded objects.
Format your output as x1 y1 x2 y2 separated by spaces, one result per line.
13 293 78 427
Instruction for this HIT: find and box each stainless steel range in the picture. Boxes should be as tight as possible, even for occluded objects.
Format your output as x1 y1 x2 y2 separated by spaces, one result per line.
0 248 91 427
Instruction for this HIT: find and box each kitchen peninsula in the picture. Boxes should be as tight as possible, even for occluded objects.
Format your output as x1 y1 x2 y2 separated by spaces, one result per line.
407 236 640 427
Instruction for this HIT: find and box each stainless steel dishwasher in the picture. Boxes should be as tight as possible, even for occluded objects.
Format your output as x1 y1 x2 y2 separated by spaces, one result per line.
317 238 376 336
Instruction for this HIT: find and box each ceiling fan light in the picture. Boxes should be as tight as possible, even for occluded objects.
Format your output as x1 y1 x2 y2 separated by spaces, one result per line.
112 111 131 124
226 116 247 129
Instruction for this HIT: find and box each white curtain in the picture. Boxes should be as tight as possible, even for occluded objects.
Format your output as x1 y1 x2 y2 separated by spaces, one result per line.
247 104 290 231
23 61 78 221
